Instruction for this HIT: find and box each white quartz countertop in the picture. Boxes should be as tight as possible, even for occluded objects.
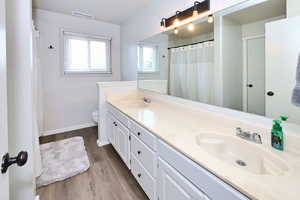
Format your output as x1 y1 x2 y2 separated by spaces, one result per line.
107 92 300 200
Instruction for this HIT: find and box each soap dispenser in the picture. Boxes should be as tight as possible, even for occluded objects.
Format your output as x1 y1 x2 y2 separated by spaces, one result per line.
271 116 288 151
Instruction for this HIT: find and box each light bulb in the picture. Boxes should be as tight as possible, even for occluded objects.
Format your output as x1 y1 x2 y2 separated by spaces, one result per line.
173 18 180 27
187 23 194 31
208 14 214 24
193 1 199 18
174 11 181 27
174 28 179 34
193 10 198 17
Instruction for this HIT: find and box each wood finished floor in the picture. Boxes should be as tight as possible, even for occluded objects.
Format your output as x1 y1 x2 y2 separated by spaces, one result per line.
38 127 148 200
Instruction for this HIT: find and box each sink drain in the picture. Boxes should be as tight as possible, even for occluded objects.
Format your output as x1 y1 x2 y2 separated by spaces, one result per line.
236 160 247 167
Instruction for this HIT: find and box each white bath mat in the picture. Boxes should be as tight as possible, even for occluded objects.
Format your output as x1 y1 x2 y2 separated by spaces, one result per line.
37 136 90 188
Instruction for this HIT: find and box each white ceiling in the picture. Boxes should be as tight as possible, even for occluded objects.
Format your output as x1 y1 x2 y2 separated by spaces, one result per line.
33 0 150 24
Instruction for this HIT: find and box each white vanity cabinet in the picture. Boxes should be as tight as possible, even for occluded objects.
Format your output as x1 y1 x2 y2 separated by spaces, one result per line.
131 154 156 200
157 158 210 200
115 120 130 168
106 114 115 145
106 104 249 200
158 140 249 200
107 107 131 169
130 127 158 200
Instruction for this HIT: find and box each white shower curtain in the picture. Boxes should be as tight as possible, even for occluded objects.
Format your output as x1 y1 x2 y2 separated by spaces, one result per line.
32 24 43 178
169 41 215 104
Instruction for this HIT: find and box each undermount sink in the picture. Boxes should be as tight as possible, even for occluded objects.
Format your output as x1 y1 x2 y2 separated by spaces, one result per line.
196 133 289 176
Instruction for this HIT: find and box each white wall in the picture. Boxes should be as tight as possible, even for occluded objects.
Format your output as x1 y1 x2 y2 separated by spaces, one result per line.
120 0 248 80
168 32 214 47
6 0 35 199
34 9 121 135
221 17 243 110
242 16 285 38
287 0 300 18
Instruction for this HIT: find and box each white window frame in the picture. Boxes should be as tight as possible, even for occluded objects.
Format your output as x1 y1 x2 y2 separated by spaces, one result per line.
137 44 160 74
61 30 112 75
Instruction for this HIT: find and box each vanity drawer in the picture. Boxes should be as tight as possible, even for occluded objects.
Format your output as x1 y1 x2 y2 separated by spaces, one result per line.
129 120 157 150
131 154 156 200
131 134 157 177
158 140 249 200
108 104 129 128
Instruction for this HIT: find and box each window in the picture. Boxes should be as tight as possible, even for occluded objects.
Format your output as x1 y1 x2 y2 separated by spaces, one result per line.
137 44 159 73
63 31 111 74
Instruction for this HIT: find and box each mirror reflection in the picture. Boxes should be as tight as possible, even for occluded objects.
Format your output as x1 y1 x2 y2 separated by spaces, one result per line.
138 0 300 125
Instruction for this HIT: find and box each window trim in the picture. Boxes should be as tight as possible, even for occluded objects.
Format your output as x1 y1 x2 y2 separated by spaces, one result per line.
60 29 113 76
137 44 160 74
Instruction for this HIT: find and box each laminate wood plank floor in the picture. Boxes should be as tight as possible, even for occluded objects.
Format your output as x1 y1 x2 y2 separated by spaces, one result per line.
38 127 148 200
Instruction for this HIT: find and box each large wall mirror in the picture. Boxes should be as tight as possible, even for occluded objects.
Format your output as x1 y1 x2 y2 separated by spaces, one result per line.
137 0 300 125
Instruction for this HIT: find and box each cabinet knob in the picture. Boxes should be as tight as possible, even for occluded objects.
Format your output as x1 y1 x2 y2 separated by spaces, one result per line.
137 173 141 178
137 132 141 136
137 151 141 155
267 91 274 96
113 122 117 126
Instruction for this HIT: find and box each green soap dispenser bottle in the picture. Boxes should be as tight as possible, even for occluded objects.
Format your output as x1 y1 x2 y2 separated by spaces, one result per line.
271 116 288 151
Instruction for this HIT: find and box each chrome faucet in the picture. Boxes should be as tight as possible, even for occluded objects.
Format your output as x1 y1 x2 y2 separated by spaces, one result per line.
143 97 151 103
236 127 262 144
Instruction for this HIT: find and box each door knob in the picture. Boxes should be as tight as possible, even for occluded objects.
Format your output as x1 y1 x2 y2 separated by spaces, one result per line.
247 84 253 88
1 151 28 174
267 91 274 96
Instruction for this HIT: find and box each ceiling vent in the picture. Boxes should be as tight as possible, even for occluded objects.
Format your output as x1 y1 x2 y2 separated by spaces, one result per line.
71 11 94 19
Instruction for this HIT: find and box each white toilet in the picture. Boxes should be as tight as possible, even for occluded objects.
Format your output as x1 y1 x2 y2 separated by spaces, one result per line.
92 110 99 125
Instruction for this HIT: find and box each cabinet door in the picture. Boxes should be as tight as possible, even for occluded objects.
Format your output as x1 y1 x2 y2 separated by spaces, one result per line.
266 17 300 124
116 122 130 168
158 158 210 200
111 117 119 152
107 114 114 144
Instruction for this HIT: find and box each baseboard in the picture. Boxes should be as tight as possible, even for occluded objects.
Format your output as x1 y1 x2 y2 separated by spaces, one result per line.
42 123 97 136
97 139 110 147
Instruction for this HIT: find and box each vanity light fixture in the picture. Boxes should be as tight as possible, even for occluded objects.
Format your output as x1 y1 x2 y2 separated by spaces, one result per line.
188 22 195 31
173 11 181 26
207 14 214 23
174 27 179 34
159 0 210 29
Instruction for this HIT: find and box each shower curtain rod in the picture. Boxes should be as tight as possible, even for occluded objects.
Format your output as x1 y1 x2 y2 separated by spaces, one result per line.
168 39 214 50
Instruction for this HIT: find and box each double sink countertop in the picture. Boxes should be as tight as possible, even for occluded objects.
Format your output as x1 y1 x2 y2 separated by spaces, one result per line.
106 92 300 200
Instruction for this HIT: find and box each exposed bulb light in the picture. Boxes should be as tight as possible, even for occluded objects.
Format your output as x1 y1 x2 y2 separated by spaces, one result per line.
187 23 195 31
193 10 198 17
208 14 214 24
174 18 180 26
174 28 179 34
173 11 181 26
193 1 199 17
